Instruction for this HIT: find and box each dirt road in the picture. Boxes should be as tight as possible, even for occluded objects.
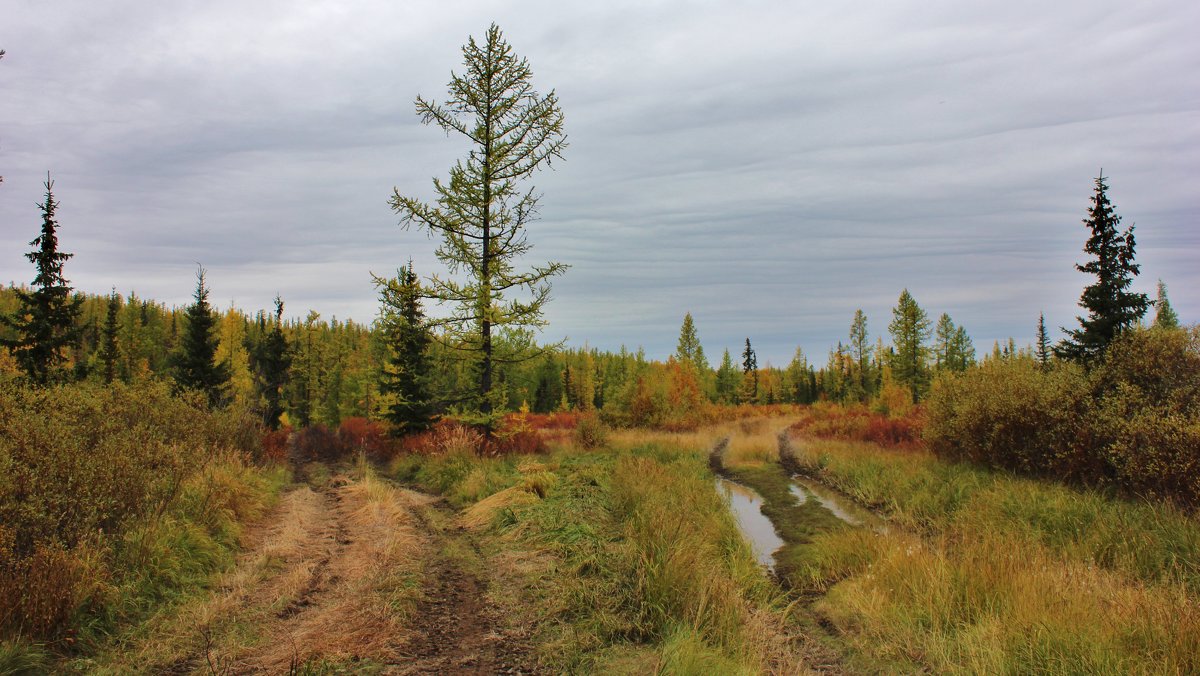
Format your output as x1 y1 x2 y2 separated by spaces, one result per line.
108 469 540 674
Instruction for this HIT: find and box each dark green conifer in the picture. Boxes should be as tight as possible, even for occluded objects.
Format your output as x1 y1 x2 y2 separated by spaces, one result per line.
1056 173 1150 363
99 290 120 384
0 175 84 384
1035 312 1051 370
247 296 292 429
739 338 758 403
171 267 231 406
375 263 436 434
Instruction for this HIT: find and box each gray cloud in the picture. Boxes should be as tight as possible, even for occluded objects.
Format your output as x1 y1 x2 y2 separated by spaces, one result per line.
2 0 1197 366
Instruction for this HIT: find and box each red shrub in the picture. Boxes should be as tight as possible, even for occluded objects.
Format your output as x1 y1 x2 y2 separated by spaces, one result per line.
292 424 347 462
397 420 482 456
260 428 291 464
789 403 924 449
510 411 580 431
337 417 397 460
482 428 548 457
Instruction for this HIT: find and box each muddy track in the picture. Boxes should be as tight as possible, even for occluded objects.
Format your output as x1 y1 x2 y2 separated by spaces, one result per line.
140 470 545 674
273 485 351 620
391 500 542 675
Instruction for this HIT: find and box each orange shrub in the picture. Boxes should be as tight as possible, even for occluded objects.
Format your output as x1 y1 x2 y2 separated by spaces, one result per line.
482 428 548 456
510 411 580 430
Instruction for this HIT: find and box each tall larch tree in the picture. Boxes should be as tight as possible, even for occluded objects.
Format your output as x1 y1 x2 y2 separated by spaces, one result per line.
715 348 739 404
888 289 932 402
375 265 436 435
1154 279 1180 329
1 175 83 384
171 267 230 407
784 347 814 404
848 309 870 399
247 296 292 430
1056 172 1149 364
675 313 710 371
934 313 974 372
390 24 567 431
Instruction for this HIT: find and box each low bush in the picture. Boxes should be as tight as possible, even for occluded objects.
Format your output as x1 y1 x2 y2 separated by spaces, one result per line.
925 358 1091 477
397 419 484 456
927 327 1200 505
573 414 610 449
260 427 291 464
0 380 283 653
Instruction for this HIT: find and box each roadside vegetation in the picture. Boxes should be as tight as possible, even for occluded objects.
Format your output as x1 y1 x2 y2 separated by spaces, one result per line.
780 416 1199 673
0 380 288 669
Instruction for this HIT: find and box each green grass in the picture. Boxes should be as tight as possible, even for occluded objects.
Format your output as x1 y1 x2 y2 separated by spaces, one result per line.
390 443 811 673
790 438 1200 592
784 436 1200 673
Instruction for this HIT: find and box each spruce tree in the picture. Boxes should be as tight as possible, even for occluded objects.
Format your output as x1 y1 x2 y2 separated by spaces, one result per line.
887 289 932 402
390 24 567 429
99 290 120 384
739 338 758 403
247 296 292 430
171 267 230 406
1154 280 1180 329
375 264 436 434
1 175 83 384
1056 172 1149 363
1035 312 1051 370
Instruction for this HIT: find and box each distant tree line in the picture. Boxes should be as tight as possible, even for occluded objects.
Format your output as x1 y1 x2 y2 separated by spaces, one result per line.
2 164 1184 439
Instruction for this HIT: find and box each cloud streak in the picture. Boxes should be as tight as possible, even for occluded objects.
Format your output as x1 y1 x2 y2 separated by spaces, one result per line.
2 0 1197 365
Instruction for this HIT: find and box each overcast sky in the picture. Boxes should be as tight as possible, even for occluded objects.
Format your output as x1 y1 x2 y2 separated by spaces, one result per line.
2 0 1197 365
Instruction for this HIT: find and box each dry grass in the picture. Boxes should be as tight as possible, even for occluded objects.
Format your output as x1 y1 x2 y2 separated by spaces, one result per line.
811 526 1200 673
94 471 430 673
788 436 1200 672
605 415 800 467
459 487 540 531
240 473 426 671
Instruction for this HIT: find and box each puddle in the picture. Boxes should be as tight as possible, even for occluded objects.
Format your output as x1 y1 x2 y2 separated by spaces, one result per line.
716 478 784 569
790 476 887 532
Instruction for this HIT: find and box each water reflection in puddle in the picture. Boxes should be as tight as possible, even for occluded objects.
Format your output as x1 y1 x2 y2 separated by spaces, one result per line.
790 477 887 532
716 478 783 569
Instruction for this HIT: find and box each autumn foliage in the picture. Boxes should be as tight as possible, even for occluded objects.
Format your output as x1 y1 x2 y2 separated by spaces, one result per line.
789 402 924 448
615 359 712 431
